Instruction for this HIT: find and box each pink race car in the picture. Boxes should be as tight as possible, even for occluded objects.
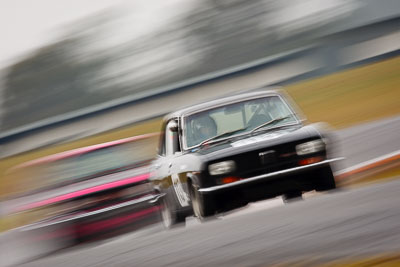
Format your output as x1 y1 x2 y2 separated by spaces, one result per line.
4 133 162 247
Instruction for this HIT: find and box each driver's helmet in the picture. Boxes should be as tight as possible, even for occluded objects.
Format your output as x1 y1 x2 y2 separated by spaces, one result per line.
191 114 217 144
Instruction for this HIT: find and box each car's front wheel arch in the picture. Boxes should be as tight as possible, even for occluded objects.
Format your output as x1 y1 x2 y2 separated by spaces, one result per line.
188 179 215 219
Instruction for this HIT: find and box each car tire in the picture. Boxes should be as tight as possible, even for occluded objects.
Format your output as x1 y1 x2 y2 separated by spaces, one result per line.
190 185 215 220
160 197 185 229
316 167 336 191
282 191 303 203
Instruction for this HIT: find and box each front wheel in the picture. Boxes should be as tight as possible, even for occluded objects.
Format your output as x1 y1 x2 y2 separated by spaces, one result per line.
282 191 303 203
160 197 185 229
315 167 336 191
190 185 215 220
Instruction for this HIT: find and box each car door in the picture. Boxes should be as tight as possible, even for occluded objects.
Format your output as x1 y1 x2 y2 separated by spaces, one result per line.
153 120 190 211
165 119 191 209
169 157 191 209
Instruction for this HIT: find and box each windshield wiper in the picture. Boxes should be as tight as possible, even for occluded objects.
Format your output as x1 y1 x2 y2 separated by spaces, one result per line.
250 115 292 133
199 127 248 147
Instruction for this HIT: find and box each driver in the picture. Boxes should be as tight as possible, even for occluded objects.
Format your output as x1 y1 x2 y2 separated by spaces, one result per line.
191 114 217 145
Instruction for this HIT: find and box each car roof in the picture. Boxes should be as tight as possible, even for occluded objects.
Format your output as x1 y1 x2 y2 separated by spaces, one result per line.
8 133 159 172
164 87 283 120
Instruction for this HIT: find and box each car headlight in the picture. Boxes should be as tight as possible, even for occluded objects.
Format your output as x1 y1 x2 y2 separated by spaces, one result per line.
208 161 236 176
296 139 325 155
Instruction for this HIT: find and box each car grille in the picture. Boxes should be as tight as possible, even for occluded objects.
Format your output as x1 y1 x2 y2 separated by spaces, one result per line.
223 143 299 179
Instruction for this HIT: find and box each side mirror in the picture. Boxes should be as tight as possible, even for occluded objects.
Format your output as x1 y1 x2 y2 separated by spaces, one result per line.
167 120 179 132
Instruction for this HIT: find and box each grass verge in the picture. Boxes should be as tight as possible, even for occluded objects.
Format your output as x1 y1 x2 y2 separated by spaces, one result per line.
286 56 400 129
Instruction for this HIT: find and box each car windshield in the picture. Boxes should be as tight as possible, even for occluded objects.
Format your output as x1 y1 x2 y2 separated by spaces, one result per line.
183 95 298 148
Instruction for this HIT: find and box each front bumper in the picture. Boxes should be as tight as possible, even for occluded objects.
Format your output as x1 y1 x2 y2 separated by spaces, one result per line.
199 157 344 194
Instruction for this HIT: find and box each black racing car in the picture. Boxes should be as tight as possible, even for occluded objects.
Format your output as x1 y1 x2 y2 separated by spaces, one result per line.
150 89 342 227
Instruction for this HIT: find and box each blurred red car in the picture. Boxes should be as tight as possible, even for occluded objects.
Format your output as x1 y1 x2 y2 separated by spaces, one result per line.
4 133 162 246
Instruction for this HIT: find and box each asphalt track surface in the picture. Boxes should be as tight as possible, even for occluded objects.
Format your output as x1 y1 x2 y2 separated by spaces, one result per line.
10 116 400 267
17 178 400 267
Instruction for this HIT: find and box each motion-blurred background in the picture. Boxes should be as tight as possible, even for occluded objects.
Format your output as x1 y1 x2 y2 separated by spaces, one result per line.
0 0 399 265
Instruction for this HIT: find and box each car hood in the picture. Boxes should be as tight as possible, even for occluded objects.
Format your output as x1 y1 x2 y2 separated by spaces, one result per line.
195 124 323 161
